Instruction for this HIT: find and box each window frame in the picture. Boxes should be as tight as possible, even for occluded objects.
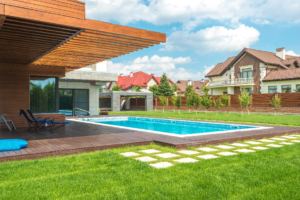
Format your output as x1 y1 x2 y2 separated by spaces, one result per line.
268 86 277 93
281 85 291 93
30 76 59 113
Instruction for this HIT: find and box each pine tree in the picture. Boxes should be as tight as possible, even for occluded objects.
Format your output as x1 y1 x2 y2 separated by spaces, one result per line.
149 85 160 97
158 73 174 97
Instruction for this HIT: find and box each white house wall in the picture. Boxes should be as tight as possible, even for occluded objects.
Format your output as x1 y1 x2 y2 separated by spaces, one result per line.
261 80 300 93
59 82 99 116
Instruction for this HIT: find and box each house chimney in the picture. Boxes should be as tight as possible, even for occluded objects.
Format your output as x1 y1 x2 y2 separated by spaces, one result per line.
119 73 123 76
187 80 192 86
151 73 154 76
130 72 133 77
276 47 285 60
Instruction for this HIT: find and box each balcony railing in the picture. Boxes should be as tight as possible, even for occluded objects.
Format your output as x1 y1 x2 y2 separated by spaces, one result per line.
210 78 254 88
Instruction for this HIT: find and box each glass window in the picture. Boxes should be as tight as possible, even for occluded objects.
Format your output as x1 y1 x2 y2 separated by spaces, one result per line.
74 90 89 116
242 88 252 94
282 85 291 93
268 86 277 93
296 84 300 92
242 68 253 79
30 76 58 113
59 90 73 115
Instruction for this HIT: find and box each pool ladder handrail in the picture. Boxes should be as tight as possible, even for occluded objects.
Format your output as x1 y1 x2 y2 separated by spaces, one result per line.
73 107 90 120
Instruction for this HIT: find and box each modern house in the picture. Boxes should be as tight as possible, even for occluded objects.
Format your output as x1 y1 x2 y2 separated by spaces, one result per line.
0 0 166 128
205 48 300 95
176 79 209 95
107 71 176 92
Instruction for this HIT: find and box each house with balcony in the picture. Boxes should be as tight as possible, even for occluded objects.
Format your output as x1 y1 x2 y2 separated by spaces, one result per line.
205 48 300 95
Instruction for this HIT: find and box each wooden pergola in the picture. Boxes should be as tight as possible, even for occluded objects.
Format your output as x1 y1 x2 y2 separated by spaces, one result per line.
0 0 166 72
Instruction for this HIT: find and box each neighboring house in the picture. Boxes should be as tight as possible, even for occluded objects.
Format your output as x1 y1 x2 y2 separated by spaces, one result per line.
176 79 209 95
107 71 176 92
205 47 300 95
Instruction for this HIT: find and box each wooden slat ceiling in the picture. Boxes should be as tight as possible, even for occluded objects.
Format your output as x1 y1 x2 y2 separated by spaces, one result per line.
0 15 164 72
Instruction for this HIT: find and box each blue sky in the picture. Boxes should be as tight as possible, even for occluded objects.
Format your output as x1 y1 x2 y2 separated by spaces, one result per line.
82 0 300 81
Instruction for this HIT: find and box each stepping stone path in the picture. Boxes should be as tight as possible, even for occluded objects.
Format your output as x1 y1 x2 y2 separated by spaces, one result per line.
174 158 199 163
216 145 234 149
120 152 139 157
266 144 283 148
246 141 262 145
235 149 255 153
280 142 293 145
139 149 161 154
135 156 157 162
150 162 173 169
156 153 180 158
259 139 274 142
252 146 268 150
198 154 219 159
272 138 286 141
292 140 300 143
232 143 249 147
198 147 218 152
218 152 238 156
177 150 199 155
281 136 297 139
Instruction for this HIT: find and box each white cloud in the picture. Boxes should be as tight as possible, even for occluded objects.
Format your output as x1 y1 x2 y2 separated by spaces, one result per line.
160 24 260 54
83 0 300 28
253 19 271 25
106 55 202 81
286 51 300 57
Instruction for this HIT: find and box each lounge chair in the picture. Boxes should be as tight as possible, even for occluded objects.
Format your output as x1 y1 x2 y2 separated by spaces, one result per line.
0 114 16 131
19 110 38 131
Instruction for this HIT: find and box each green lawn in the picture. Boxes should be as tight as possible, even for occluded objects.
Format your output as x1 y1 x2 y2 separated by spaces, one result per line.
0 139 300 199
111 111 300 126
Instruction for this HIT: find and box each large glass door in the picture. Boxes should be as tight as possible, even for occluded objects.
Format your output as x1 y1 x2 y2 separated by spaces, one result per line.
74 90 89 116
59 89 89 116
59 90 73 115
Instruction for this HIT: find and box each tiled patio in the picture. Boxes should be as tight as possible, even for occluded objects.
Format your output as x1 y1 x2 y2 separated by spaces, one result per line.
1 116 300 162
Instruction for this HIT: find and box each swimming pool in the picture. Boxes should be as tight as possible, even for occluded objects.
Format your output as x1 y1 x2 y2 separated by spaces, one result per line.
76 117 268 137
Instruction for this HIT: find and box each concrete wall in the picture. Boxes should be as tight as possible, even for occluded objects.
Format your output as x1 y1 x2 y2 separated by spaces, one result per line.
59 81 99 116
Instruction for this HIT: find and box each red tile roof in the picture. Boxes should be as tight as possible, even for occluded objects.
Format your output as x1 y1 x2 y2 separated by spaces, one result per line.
108 71 176 90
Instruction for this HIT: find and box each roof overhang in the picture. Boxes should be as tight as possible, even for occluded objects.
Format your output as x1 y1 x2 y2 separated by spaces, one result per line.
0 0 166 72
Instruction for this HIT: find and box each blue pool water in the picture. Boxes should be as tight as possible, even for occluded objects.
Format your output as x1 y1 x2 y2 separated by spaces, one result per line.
81 117 258 136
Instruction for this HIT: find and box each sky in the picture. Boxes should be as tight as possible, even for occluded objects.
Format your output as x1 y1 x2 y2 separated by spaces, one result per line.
81 0 300 82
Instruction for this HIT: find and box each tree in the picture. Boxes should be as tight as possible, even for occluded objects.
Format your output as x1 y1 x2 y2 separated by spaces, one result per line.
186 94 195 113
213 98 223 115
132 85 142 92
184 85 195 97
99 86 103 93
194 94 202 114
171 84 179 94
170 96 177 112
176 95 182 114
159 96 167 113
201 86 212 114
158 73 174 97
238 91 252 116
110 85 121 91
149 85 160 97
270 95 281 116
221 94 230 114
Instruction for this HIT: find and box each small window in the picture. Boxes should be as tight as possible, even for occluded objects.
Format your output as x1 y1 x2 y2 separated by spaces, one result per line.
268 86 277 93
296 84 300 92
282 85 291 93
242 88 252 94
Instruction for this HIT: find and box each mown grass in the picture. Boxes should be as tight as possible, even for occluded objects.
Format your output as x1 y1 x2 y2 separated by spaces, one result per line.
111 111 300 126
1 139 300 199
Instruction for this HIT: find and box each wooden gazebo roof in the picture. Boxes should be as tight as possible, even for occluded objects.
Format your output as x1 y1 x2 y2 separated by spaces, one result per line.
0 0 166 72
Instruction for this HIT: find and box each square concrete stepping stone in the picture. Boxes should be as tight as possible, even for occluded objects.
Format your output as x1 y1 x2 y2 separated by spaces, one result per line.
198 154 219 159
246 141 262 145
197 147 218 152
139 149 161 154
281 136 297 139
259 139 274 142
150 162 173 169
216 145 234 149
266 144 283 148
252 146 268 150
156 153 180 158
217 152 238 156
280 142 293 145
174 157 199 163
231 143 249 147
235 149 255 153
135 156 157 162
272 138 287 141
178 150 199 155
292 140 300 143
120 152 139 157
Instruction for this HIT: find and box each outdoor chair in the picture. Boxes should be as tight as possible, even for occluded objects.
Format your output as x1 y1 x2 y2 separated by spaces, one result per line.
19 110 40 131
0 114 16 131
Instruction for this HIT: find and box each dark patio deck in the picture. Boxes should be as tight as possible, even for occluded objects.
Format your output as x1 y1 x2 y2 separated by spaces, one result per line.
1 116 300 163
